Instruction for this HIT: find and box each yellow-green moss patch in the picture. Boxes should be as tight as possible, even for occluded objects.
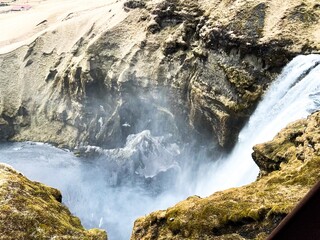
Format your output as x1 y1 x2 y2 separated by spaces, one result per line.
0 164 107 240
131 111 320 239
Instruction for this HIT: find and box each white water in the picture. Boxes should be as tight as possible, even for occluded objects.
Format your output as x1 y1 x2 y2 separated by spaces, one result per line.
0 142 181 239
193 54 320 196
0 54 320 239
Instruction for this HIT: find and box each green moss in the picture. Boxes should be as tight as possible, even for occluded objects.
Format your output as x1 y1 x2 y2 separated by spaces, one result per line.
132 112 320 240
0 164 107 240
218 63 263 112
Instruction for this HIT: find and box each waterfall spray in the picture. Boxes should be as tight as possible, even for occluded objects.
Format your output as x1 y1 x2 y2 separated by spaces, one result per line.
0 55 320 239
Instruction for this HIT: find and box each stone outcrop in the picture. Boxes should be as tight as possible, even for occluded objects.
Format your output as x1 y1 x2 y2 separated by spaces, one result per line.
131 111 320 239
253 111 320 177
0 0 319 149
0 163 107 239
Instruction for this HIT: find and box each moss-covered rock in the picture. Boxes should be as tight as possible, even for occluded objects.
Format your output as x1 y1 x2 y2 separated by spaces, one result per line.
0 163 107 239
131 111 320 239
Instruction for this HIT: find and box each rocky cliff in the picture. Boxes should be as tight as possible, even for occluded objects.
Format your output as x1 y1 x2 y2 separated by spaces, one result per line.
0 163 106 239
0 0 319 149
131 111 320 239
1 1 320 239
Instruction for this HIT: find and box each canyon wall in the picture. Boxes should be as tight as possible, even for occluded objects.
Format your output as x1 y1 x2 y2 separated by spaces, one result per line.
0 0 319 149
0 1 319 239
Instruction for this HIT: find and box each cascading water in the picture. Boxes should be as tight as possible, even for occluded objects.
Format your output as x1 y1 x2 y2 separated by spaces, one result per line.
0 54 320 239
192 54 320 196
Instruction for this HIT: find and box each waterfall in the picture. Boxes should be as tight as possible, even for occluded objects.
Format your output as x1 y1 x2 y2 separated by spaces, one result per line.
193 54 320 196
0 54 319 239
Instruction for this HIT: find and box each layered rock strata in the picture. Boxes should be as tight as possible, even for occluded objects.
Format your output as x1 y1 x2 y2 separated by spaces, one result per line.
0 0 319 149
131 111 320 239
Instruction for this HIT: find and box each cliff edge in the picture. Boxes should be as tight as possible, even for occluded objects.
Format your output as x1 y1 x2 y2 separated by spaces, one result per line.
0 163 107 239
131 111 320 239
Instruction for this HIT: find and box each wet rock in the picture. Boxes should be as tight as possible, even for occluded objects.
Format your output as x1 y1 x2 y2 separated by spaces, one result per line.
0 117 14 141
78 130 180 189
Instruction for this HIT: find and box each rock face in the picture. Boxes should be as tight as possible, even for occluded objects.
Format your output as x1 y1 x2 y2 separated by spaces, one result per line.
0 0 319 149
131 111 320 239
253 111 320 177
0 163 107 239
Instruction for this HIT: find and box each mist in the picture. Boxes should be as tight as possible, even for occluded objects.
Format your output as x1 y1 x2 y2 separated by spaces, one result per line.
0 55 320 239
0 142 186 239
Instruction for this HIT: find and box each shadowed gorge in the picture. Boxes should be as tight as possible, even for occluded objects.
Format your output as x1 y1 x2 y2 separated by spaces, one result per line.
0 0 320 239
1 0 320 149
1 55 319 239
